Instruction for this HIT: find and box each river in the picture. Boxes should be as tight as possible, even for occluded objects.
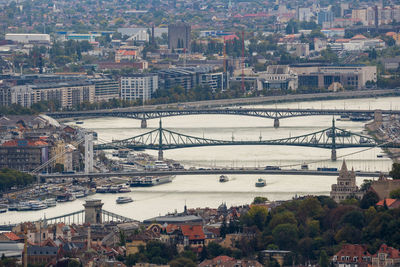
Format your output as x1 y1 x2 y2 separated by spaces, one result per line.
2 96 398 224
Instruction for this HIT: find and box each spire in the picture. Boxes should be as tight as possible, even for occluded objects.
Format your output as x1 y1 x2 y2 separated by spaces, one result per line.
339 159 348 177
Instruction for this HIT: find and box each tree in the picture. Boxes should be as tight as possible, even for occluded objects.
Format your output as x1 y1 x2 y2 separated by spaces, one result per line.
389 188 400 199
319 250 329 267
54 163 64 173
272 224 298 250
360 191 379 209
389 163 400 179
241 205 269 231
169 257 196 267
253 197 269 204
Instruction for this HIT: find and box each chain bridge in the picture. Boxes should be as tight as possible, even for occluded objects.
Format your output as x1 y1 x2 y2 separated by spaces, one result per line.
94 119 400 161
47 108 394 128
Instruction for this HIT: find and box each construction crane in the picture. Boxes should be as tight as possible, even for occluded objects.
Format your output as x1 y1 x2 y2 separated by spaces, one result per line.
241 31 245 92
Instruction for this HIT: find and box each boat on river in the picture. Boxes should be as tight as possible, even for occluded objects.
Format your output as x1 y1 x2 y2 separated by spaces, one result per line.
255 178 266 187
219 175 229 182
116 196 133 204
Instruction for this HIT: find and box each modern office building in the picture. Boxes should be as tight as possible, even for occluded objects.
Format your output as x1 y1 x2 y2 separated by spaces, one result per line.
291 64 377 89
120 74 158 101
90 78 120 102
168 22 191 51
158 67 226 92
258 65 298 91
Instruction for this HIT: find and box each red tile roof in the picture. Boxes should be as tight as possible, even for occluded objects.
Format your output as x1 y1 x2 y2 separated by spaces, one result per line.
3 232 21 241
334 244 371 263
180 225 205 240
374 244 400 259
2 139 48 147
376 198 398 207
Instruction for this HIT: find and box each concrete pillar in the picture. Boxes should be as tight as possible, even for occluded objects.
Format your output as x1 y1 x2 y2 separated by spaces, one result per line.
331 149 337 161
141 119 147 128
273 118 280 128
83 199 103 224
84 133 94 174
158 149 163 161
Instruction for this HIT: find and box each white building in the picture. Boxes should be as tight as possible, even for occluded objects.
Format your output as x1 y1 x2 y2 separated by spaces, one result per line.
10 85 33 108
5 33 51 44
258 65 298 91
330 160 363 203
120 74 158 101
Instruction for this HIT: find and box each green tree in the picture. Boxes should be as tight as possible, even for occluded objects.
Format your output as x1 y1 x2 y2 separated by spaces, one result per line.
389 188 400 199
253 197 269 204
272 224 298 250
389 163 400 179
319 250 329 267
169 257 196 267
241 205 269 231
361 191 379 209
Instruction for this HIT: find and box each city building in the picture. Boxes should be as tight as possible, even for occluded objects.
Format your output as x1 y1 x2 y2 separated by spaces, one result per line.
0 139 50 171
258 65 298 91
8 80 95 109
297 7 313 22
168 22 191 51
66 33 100 42
318 9 334 26
120 74 158 101
292 64 377 89
372 244 400 267
332 244 371 267
158 67 226 92
5 33 51 44
115 50 137 63
90 78 120 102
330 160 364 202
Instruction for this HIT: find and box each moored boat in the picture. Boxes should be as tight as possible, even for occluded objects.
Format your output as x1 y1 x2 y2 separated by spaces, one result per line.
44 199 57 207
0 204 7 213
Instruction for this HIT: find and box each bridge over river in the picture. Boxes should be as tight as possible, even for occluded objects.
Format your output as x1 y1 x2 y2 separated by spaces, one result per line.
48 107 393 128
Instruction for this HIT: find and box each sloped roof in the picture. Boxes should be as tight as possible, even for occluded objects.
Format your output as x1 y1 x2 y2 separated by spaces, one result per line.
180 225 205 240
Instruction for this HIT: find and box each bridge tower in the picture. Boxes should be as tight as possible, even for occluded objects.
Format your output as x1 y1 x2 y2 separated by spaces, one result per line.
331 118 337 161
158 120 163 160
83 199 103 224
84 132 94 173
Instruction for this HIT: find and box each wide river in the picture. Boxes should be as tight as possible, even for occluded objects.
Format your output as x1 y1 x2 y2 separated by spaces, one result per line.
3 96 400 224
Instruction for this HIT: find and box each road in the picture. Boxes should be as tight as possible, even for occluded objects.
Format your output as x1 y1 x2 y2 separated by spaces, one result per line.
39 169 386 180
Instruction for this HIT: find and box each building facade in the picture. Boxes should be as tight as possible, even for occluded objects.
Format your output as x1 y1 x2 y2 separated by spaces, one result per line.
258 65 298 91
330 160 364 202
8 81 95 109
168 22 191 51
292 64 377 89
120 74 158 101
91 79 120 102
0 139 49 172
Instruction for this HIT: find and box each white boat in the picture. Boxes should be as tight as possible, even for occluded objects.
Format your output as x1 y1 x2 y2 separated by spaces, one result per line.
29 201 47 210
116 196 133 204
118 186 131 193
255 178 266 187
73 191 86 198
219 175 229 182
17 202 31 211
44 199 57 207
0 204 7 213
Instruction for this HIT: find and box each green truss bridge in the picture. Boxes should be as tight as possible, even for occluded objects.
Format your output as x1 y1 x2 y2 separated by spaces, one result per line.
94 119 400 161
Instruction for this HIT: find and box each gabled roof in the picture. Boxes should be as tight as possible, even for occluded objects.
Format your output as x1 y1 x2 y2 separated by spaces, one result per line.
352 34 367 40
180 225 205 240
3 232 22 241
374 244 400 259
376 198 399 207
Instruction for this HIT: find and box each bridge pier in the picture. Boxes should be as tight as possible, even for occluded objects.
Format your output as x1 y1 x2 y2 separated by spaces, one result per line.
273 118 280 128
141 119 147 128
158 150 163 160
331 149 337 161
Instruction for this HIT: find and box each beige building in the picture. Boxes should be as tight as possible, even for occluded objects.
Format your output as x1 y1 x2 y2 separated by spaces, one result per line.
10 81 95 109
292 64 377 89
330 160 364 202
